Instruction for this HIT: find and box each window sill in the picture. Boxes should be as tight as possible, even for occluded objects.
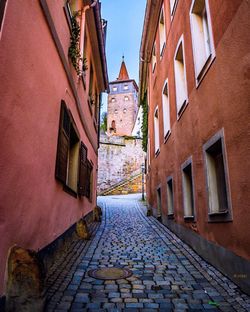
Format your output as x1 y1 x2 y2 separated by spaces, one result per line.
208 210 228 216
184 215 195 222
63 184 78 198
196 54 216 89
167 213 174 220
177 99 188 121
164 130 171 143
155 148 160 158
160 43 166 60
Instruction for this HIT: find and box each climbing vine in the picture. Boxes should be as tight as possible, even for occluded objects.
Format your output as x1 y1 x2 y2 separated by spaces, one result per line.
141 92 148 152
68 11 88 75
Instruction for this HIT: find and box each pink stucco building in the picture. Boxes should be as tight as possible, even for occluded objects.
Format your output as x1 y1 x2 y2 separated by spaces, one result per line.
0 0 108 295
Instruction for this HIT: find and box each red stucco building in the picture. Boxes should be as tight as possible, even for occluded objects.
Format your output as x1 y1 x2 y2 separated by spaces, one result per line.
0 0 108 295
139 0 250 294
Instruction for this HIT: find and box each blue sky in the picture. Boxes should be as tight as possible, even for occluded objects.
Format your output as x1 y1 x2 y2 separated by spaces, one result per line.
101 0 147 112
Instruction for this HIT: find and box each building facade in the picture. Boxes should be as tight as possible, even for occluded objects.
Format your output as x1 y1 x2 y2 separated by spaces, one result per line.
140 0 250 294
0 0 108 295
98 60 145 195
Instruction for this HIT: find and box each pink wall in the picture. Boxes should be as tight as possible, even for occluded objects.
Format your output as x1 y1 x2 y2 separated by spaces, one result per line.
0 0 104 294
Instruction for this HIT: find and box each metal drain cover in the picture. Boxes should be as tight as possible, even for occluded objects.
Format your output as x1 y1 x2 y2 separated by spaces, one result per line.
88 267 132 280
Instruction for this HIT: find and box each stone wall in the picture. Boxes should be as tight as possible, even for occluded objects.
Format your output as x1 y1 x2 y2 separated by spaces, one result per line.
97 134 145 194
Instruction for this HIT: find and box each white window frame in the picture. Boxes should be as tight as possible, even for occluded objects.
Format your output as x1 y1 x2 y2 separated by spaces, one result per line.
162 79 171 140
166 176 174 217
203 129 232 222
181 157 195 220
152 42 156 73
174 35 188 117
154 106 160 155
159 6 166 57
190 0 215 85
170 0 178 17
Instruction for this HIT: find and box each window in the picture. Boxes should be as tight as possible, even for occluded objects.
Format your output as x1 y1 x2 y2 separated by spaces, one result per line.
203 131 232 222
124 85 129 90
113 86 117 91
55 101 80 194
181 160 195 220
170 0 178 16
190 0 214 81
110 120 116 133
154 107 160 154
124 96 129 101
89 63 94 99
0 0 7 32
55 101 92 198
123 108 127 113
174 37 188 115
152 43 156 73
162 80 170 139
114 109 118 114
157 187 162 220
159 6 166 56
167 177 174 217
111 97 116 103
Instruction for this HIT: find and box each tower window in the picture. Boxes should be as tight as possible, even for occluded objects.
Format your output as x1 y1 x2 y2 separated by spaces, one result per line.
112 86 117 91
124 96 129 101
111 97 115 103
123 108 127 113
124 85 129 90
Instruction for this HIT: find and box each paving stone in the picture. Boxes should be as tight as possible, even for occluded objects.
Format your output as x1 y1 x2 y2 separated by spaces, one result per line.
45 194 250 312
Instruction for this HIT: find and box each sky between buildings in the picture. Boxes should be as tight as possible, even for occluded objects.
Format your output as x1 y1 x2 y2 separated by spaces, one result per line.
101 0 147 112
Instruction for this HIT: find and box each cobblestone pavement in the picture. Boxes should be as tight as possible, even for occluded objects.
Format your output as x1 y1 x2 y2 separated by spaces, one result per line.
45 194 250 312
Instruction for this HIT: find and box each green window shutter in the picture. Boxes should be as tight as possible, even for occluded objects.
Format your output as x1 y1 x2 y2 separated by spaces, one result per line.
55 101 70 183
78 142 88 196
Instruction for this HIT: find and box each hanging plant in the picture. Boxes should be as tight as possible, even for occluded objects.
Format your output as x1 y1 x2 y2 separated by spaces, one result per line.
68 11 88 76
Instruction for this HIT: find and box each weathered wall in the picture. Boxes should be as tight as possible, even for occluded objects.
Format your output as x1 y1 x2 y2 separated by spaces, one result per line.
0 0 106 294
98 135 145 194
146 0 250 265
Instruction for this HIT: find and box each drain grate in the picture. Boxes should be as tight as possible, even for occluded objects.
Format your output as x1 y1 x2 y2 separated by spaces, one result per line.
88 267 132 280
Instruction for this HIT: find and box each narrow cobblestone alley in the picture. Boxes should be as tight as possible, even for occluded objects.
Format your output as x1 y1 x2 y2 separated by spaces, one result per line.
45 194 250 312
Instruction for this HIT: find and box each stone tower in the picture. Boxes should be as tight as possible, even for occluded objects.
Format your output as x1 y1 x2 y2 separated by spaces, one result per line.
107 58 139 136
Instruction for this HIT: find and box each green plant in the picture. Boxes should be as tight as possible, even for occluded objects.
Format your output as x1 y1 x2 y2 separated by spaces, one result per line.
100 112 107 132
141 92 148 152
68 11 88 75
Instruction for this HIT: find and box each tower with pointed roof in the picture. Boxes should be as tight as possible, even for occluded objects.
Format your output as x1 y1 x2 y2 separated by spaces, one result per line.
107 58 139 136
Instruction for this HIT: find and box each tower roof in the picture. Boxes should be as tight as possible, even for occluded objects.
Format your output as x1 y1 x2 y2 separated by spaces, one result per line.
117 58 129 80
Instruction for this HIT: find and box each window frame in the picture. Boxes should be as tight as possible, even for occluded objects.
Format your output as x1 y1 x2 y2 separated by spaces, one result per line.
159 5 166 58
166 176 174 219
162 79 171 141
152 42 157 73
189 0 215 86
154 106 160 155
181 157 196 221
170 0 179 18
174 35 188 119
203 129 232 222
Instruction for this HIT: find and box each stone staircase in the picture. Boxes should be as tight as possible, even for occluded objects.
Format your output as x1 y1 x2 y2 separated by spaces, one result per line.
98 172 144 196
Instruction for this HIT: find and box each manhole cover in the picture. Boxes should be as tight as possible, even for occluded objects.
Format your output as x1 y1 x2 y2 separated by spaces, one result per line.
88 267 132 280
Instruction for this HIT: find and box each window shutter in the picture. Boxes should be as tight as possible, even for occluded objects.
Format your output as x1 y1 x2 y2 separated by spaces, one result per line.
86 161 93 199
55 101 70 183
78 142 88 196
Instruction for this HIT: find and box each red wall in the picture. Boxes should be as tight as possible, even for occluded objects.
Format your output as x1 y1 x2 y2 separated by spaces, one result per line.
0 0 101 294
147 0 250 260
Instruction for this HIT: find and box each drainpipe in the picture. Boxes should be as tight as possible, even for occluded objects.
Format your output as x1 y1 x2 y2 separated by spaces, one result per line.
79 0 98 70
